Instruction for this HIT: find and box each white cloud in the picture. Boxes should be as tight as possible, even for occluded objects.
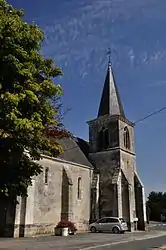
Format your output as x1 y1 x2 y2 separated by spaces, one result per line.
148 80 166 87
41 0 166 81
128 49 135 65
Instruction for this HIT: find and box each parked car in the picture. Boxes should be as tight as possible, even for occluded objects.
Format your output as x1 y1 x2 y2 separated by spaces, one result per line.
89 217 128 234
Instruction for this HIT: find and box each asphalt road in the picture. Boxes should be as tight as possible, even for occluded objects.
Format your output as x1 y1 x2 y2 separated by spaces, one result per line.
89 236 166 250
1 231 166 250
1 223 166 250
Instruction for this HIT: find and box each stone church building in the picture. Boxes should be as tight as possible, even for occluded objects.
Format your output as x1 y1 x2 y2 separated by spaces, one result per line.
0 61 147 237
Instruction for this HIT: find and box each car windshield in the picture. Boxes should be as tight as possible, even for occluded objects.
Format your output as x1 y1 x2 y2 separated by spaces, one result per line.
119 218 126 223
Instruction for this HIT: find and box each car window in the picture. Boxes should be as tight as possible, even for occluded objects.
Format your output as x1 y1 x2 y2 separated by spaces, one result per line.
119 218 126 223
106 218 119 223
97 218 107 223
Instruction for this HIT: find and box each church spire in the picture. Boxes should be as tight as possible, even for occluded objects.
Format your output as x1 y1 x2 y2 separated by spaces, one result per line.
97 50 125 118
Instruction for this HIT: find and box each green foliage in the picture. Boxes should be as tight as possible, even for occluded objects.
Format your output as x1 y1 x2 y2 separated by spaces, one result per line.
0 0 69 197
147 191 166 221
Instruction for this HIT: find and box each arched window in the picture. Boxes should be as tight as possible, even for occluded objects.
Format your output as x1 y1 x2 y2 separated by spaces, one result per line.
103 129 109 149
98 130 103 150
123 127 130 150
98 127 109 150
127 160 129 168
77 177 81 199
44 167 49 184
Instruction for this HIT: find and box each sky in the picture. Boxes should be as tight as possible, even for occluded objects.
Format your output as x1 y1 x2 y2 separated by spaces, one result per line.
9 0 166 195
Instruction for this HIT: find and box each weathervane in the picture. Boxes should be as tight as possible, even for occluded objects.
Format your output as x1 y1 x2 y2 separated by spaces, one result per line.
107 47 111 66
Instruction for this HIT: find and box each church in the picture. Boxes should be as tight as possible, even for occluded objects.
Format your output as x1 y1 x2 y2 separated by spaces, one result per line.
0 60 147 237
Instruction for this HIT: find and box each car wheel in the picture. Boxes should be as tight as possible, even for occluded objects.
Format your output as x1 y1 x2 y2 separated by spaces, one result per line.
112 227 120 234
90 226 97 233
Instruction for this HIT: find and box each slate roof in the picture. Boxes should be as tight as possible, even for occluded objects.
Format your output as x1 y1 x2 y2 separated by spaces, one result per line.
98 63 125 118
58 137 93 168
76 137 90 159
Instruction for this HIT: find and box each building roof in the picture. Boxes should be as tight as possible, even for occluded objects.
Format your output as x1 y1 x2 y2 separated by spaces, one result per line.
58 137 93 168
98 63 125 118
76 137 90 159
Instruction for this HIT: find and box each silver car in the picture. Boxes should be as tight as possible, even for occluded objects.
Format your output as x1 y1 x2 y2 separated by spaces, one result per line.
89 217 128 234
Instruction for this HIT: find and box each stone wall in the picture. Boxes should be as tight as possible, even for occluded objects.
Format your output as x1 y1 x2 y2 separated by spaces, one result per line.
118 119 137 229
88 116 120 153
90 172 100 222
90 150 120 218
118 119 135 154
88 115 146 231
14 156 91 237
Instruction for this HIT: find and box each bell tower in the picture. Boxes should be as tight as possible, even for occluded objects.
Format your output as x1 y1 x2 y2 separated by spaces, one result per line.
88 57 147 231
88 60 135 156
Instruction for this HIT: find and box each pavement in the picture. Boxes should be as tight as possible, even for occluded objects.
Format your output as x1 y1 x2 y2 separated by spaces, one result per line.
1 223 166 250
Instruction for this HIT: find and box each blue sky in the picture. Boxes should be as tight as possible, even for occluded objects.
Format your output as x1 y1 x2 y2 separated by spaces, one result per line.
9 0 166 194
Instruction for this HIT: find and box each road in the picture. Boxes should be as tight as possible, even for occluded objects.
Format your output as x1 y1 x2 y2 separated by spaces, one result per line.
82 236 166 250
1 223 166 250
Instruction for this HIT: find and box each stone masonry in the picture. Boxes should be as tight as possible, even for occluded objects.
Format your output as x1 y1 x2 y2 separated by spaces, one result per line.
13 155 92 237
88 61 147 231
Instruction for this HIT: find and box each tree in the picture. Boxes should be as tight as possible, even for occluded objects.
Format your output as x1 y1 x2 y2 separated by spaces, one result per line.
0 0 70 198
147 191 166 221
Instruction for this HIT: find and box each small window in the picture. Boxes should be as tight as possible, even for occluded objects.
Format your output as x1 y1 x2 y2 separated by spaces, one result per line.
103 129 109 149
77 177 81 199
44 167 49 184
123 126 130 150
98 127 109 150
98 130 103 150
